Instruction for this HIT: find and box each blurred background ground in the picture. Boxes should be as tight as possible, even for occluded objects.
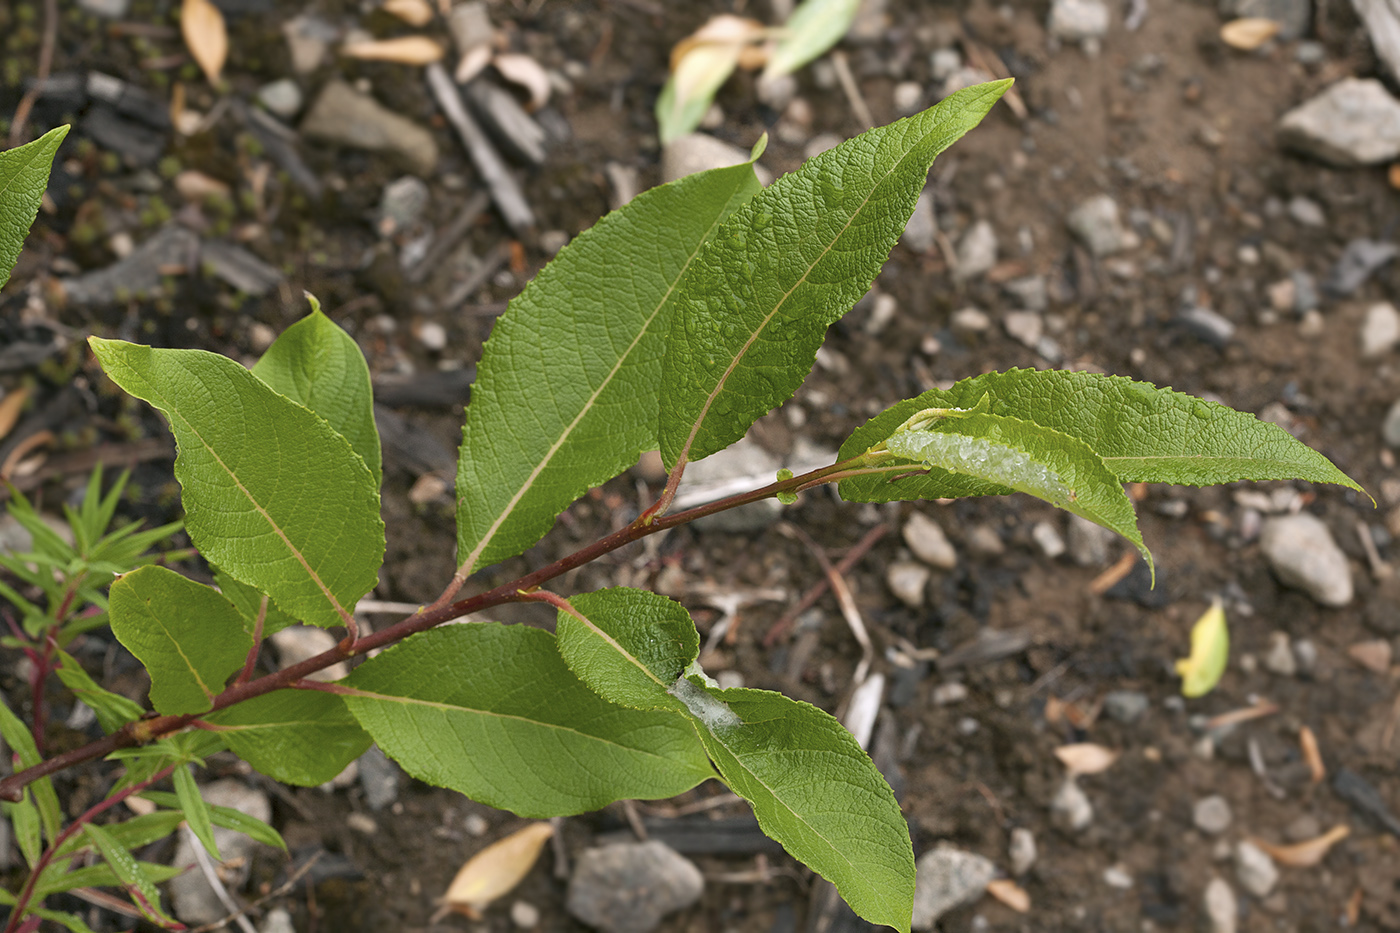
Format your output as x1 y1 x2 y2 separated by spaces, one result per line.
2 0 1400 930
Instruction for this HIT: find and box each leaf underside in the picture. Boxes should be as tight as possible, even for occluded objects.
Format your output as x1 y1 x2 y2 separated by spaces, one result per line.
208 689 371 786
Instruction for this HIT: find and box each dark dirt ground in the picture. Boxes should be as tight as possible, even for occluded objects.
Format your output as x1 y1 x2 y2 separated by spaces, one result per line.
3 0 1400 931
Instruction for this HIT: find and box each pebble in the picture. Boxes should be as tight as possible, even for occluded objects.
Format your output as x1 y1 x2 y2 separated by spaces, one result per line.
1362 302 1400 357
540 230 570 256
951 307 993 335
1263 630 1297 676
1259 513 1354 607
358 745 401 811
930 48 962 81
566 842 704 933
283 14 338 74
1031 520 1067 559
169 780 273 924
910 843 996 930
1003 310 1044 349
1286 195 1325 227
1050 777 1093 832
1067 194 1135 257
887 560 931 609
1003 274 1049 312
300 81 439 176
1204 877 1238 933
447 1 494 54
58 225 200 306
79 0 131 17
1234 841 1279 897
1285 814 1321 842
257 78 304 119
605 162 640 209
1347 638 1393 673
1327 238 1398 296
661 134 773 185
863 292 899 335
1292 637 1318 674
1193 795 1233 835
893 81 924 116
1067 514 1115 566
756 73 798 111
510 900 541 929
1103 864 1133 889
258 908 297 933
903 512 957 570
1048 0 1111 42
1008 827 1038 875
1177 306 1236 348
955 220 998 280
1224 0 1310 38
966 523 1006 557
931 682 968 706
1103 690 1149 724
901 190 938 253
803 132 844 160
378 176 430 235
1383 398 1400 448
271 627 349 681
1277 78 1400 167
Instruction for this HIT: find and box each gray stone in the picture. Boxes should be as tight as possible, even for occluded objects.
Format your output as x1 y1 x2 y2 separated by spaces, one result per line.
966 523 1006 557
58 225 200 306
1293 637 1318 673
1260 513 1353 607
1326 238 1398 296
1204 877 1238 933
257 79 304 119
1067 514 1115 566
1103 689 1149 724
901 190 937 254
893 81 924 116
1263 631 1297 676
886 560 931 609
903 512 957 570
200 240 284 296
301 81 438 176
1278 79 1400 167
282 14 339 75
929 48 962 81
1008 827 1037 875
1103 864 1134 888
1193 795 1233 835
661 134 772 185
1050 777 1093 831
1234 841 1279 897
169 780 272 925
447 1 494 54
931 682 968 705
1222 0 1310 39
1067 194 1133 256
803 132 843 159
1383 398 1400 448
1177 306 1236 347
910 843 995 930
78 0 130 18
955 220 998 280
1048 0 1111 41
566 842 703 933
1032 520 1066 559
951 307 993 335
674 436 806 532
1003 310 1044 349
357 745 400 811
1286 195 1325 227
756 73 798 111
378 176 431 235
271 626 348 681
1003 274 1049 312
1362 302 1400 357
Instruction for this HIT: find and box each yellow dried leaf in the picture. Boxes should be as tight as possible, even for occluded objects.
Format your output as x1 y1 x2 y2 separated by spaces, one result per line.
382 0 434 27
342 36 445 65
1175 599 1228 698
1250 825 1349 868
443 822 554 914
1053 743 1120 776
657 15 768 142
494 53 552 111
0 386 30 442
1220 17 1282 51
1298 725 1325 784
985 878 1030 912
181 0 228 85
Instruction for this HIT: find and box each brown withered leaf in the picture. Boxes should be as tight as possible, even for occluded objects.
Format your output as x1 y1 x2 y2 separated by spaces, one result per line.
343 36 446 65
493 53 552 111
181 0 228 85
442 822 554 917
0 386 29 442
1250 825 1349 868
1220 17 1281 50
382 0 435 27
985 878 1030 913
1298 725 1325 784
1053 743 1120 776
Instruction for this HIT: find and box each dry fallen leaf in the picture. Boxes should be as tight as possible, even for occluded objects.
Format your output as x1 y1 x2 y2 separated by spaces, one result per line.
985 878 1030 913
181 0 228 85
442 822 554 917
1176 598 1229 698
1053 743 1120 776
1298 725 1325 783
1220 17 1282 51
455 43 495 84
493 53 552 111
657 15 768 143
1250 825 1349 868
1347 639 1392 673
174 170 230 202
0 386 30 442
382 0 435 27
343 36 446 65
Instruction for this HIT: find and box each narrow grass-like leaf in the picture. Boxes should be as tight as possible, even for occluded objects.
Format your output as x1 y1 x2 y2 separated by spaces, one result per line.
5 792 41 867
206 689 371 786
880 412 1148 566
89 338 385 628
0 125 69 291
214 568 299 638
456 156 763 574
0 697 61 845
658 80 1010 469
173 764 220 860
83 821 177 927
54 811 186 859
841 368 1364 493
555 588 697 712
676 682 914 932
107 566 252 715
53 650 145 732
33 860 184 898
138 790 286 851
763 0 861 79
9 907 99 933
251 297 382 487
343 624 713 817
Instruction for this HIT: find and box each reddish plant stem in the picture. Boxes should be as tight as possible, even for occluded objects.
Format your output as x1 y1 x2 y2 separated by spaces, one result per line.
234 598 267 687
0 457 860 802
3 762 178 933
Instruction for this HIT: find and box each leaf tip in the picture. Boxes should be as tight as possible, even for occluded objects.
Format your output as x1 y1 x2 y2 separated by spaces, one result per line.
749 133 769 163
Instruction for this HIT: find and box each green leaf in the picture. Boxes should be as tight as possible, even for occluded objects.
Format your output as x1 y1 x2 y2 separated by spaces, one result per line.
214 568 300 637
33 859 184 898
0 125 69 291
764 0 861 78
841 368 1364 493
251 297 382 488
53 649 145 732
206 688 371 787
456 155 764 574
677 681 914 932
89 338 386 628
138 791 286 851
173 764 220 860
83 821 177 927
17 907 100 933
1177 599 1229 698
658 80 1011 470
0 697 61 844
54 811 186 859
107 566 252 715
5 792 41 867
343 624 713 817
654 18 758 144
555 588 696 712
879 410 1148 566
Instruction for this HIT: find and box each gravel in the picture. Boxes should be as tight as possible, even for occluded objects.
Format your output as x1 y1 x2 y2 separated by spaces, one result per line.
911 843 996 930
1193 795 1234 835
1050 777 1093 831
1008 827 1038 875
1204 877 1239 933
1067 194 1135 256
955 219 998 280
1259 513 1354 607
566 842 704 933
300 80 439 176
903 512 957 570
1277 78 1400 167
1361 302 1400 357
1234 841 1279 897
886 560 931 608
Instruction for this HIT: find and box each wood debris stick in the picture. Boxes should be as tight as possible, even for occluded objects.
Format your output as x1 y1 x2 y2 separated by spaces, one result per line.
426 62 535 234
440 241 511 312
7 0 57 146
762 523 888 646
778 521 873 684
406 189 491 284
187 826 258 933
1299 725 1326 783
1355 519 1392 579
1088 550 1137 594
1247 737 1288 800
1203 700 1278 731
187 851 325 933
1351 0 1400 82
0 430 53 481
828 51 874 130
